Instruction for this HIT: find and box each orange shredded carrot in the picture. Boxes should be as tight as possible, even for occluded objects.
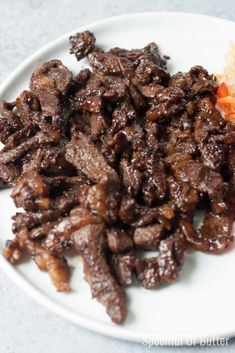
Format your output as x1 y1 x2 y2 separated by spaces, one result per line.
218 96 235 104
217 82 229 98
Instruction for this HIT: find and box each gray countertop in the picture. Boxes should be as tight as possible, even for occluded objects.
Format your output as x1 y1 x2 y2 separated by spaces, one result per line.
0 1 235 352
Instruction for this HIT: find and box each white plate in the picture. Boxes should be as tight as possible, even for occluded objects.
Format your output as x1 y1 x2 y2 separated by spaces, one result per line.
1 12 235 344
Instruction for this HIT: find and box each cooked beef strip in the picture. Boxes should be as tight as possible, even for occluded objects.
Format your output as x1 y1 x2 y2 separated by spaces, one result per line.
133 223 164 250
136 231 186 289
65 131 119 185
12 210 58 233
73 223 127 324
43 207 102 253
69 31 96 61
15 90 40 126
110 252 137 286
4 228 70 292
0 100 23 130
78 183 120 223
0 163 20 186
107 228 133 253
181 213 234 253
11 171 50 211
0 130 61 164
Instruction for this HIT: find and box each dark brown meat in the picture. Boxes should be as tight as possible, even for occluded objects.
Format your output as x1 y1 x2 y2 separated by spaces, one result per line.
0 163 20 186
0 130 61 164
110 253 137 285
43 207 102 253
136 231 186 289
78 183 120 223
73 223 127 324
70 31 96 61
30 60 72 118
182 213 234 253
11 171 50 211
107 228 133 253
15 90 40 125
119 158 142 196
4 228 70 292
133 223 164 250
12 210 58 233
0 100 23 130
65 132 119 185
167 176 199 214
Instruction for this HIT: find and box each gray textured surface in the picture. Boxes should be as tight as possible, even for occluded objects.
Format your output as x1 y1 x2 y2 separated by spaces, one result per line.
0 1 235 352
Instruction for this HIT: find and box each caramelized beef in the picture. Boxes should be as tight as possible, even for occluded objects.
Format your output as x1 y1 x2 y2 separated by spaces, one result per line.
2 31 235 325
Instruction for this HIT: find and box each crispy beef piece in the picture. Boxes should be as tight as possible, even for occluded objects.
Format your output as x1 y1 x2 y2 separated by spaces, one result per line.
3 239 23 263
136 231 185 289
0 100 24 145
15 90 40 125
73 223 127 324
146 86 185 121
5 228 70 292
30 60 72 117
0 100 23 130
12 184 81 233
30 220 60 239
108 123 143 161
118 197 159 226
70 31 96 61
30 60 72 96
165 113 197 156
74 68 92 90
144 119 159 146
142 158 167 205
167 156 225 201
90 113 109 137
43 174 89 190
111 100 136 134
185 66 217 96
97 74 128 102
74 81 105 113
78 183 120 223
110 253 137 286
194 97 225 142
3 125 37 151
89 51 134 77
199 138 226 171
133 223 164 250
26 146 73 176
119 158 142 196
12 210 58 233
11 171 50 211
0 130 61 164
181 213 234 253
109 42 167 70
42 217 74 252
119 197 172 228
107 228 133 253
127 83 146 110
167 176 199 214
52 187 79 212
0 120 15 144
139 83 162 98
133 59 169 86
65 132 119 185
43 207 102 253
0 163 20 186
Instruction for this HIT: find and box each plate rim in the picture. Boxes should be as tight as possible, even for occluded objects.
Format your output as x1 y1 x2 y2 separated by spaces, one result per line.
1 11 235 344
